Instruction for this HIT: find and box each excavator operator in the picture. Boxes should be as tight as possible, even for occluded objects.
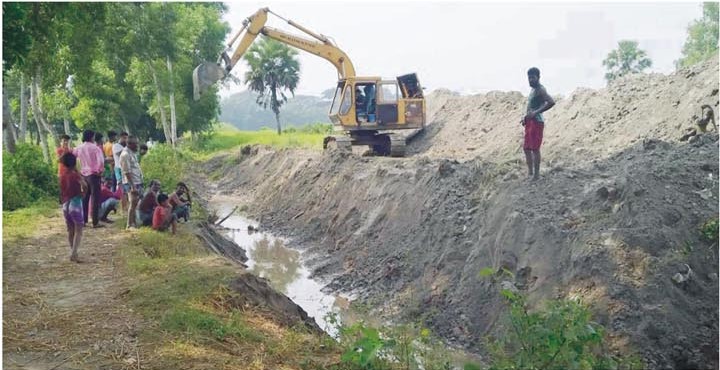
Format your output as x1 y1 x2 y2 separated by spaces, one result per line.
355 88 366 120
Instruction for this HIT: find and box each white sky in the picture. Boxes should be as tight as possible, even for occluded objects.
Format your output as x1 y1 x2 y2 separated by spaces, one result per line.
218 1 704 98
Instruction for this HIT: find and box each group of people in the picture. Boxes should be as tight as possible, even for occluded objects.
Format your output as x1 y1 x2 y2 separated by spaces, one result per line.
56 129 191 262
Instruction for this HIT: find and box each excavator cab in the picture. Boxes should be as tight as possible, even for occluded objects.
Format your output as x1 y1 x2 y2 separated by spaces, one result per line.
325 74 425 156
328 74 425 129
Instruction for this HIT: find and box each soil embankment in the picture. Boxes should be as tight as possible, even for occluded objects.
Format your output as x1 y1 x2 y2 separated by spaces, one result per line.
207 56 719 369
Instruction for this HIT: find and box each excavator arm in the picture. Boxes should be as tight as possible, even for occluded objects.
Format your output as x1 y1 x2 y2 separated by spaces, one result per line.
193 7 356 100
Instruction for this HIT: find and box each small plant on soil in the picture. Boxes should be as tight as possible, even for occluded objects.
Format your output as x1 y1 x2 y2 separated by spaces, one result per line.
700 217 719 243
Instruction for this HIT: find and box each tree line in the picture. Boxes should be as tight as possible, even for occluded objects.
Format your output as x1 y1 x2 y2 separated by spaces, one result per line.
2 2 229 159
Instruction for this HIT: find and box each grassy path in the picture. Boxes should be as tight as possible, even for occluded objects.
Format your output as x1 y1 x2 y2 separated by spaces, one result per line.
3 204 338 370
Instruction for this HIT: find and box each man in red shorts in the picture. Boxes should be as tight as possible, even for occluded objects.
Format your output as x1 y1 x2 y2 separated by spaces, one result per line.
521 67 555 180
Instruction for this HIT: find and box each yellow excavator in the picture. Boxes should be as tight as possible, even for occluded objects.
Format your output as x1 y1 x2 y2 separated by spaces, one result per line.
192 7 425 157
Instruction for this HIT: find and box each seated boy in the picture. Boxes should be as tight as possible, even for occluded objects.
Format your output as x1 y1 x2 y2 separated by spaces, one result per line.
169 182 191 222
152 193 177 234
98 178 120 223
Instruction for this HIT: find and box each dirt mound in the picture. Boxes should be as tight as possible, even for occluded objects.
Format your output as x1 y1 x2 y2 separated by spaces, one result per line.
229 272 323 333
206 59 719 369
211 131 717 368
413 56 719 164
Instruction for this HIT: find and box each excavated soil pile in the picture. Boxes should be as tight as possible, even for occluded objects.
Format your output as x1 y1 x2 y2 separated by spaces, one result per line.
209 57 719 369
412 56 719 164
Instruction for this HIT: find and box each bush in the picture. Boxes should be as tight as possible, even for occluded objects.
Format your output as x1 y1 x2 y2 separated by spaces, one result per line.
140 144 190 192
332 320 452 370
475 267 643 369
485 289 620 370
3 144 57 210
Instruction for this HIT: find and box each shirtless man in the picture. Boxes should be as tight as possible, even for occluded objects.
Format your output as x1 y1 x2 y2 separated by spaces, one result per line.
521 67 555 180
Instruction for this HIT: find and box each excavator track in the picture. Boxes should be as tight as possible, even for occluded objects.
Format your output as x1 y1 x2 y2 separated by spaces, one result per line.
388 134 406 157
323 135 352 152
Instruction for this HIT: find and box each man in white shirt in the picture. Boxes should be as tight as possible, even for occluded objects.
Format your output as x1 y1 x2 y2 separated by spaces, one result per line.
119 136 144 229
113 132 128 211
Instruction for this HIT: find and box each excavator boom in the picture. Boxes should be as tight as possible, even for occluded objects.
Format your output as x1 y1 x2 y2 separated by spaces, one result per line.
193 7 355 101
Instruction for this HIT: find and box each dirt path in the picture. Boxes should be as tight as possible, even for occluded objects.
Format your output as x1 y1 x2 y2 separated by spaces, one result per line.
4 214 147 370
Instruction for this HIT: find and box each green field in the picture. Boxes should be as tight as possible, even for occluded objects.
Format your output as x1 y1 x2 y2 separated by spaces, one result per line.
195 123 332 153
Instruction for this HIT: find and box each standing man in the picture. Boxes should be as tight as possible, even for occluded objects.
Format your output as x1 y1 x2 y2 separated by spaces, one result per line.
73 130 105 228
119 136 144 229
113 132 129 211
105 131 118 191
521 67 555 181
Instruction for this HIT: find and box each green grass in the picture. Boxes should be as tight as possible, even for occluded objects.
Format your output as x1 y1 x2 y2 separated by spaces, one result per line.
118 225 340 368
2 199 58 242
161 306 262 342
120 228 269 343
192 123 332 154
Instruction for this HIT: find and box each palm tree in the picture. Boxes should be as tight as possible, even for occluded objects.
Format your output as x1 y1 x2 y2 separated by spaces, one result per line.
243 37 300 135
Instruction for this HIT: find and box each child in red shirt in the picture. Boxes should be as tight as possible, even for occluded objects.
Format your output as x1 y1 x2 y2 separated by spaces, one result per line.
59 153 87 262
152 193 177 235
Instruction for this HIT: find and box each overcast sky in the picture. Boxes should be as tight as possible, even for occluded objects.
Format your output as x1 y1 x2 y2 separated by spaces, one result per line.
218 1 704 98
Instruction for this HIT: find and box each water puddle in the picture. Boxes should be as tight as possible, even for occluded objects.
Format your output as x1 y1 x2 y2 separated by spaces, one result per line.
211 201 344 335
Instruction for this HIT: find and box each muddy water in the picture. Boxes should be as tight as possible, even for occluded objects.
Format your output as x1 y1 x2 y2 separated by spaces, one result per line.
211 202 345 335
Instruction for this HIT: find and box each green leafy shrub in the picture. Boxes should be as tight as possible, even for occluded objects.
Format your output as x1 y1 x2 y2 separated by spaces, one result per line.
3 144 57 210
140 144 189 192
700 218 718 242
474 267 642 370
485 288 633 370
333 320 452 370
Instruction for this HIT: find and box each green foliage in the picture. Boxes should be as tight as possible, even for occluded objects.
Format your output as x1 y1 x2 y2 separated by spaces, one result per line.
331 320 453 370
2 2 33 69
2 144 57 210
474 267 642 370
340 323 392 368
486 291 618 370
3 2 227 151
677 3 719 68
602 40 652 82
140 144 190 191
700 217 719 242
244 37 301 134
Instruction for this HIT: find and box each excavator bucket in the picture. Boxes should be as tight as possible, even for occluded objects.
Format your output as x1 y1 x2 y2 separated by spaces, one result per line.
192 62 227 101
